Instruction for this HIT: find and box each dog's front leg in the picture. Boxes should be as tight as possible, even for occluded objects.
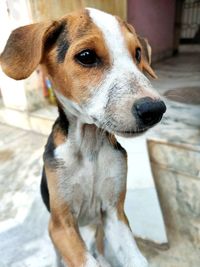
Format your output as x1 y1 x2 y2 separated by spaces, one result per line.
49 215 101 267
46 168 101 267
104 192 148 267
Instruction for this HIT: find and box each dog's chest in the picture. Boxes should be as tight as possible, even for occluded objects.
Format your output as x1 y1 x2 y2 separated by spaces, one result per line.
54 137 127 225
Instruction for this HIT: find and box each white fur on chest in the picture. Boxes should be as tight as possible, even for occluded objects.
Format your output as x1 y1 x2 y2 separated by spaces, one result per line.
54 136 127 225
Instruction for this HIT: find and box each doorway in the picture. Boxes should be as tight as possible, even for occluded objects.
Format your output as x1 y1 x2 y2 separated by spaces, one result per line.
180 0 200 44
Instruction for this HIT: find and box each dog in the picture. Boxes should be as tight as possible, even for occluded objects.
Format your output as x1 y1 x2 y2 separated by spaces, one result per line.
0 8 166 267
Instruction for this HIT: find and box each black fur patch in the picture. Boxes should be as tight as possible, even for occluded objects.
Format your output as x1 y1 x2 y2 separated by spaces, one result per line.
45 22 66 51
57 105 69 135
44 21 69 63
56 25 69 63
113 141 127 156
40 167 50 212
43 131 55 163
41 106 69 212
43 105 69 163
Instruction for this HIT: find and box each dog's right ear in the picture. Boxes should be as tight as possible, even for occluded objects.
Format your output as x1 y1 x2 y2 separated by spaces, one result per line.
0 21 65 80
137 36 157 79
123 21 157 79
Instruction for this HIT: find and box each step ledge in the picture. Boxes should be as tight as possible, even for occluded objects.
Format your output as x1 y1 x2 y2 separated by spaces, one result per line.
0 107 56 135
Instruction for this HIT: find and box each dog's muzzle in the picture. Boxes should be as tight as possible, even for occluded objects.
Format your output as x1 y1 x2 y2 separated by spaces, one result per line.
132 97 166 128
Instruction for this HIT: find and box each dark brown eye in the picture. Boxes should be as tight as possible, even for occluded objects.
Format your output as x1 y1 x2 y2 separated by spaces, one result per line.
135 47 141 63
75 49 100 67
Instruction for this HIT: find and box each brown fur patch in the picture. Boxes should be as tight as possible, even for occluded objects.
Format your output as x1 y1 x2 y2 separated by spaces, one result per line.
0 21 64 80
107 133 127 157
116 191 130 226
107 133 118 147
43 9 110 104
95 224 105 255
120 20 157 79
53 123 67 147
45 166 88 266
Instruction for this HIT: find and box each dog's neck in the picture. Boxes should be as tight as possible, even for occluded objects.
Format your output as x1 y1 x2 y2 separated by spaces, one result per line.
58 105 107 154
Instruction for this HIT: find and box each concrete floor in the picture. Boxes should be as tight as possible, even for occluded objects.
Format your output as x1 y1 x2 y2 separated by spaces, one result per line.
139 51 200 267
0 124 54 267
0 51 200 267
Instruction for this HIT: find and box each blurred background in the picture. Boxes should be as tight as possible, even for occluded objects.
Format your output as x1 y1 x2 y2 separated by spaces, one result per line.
0 1 199 267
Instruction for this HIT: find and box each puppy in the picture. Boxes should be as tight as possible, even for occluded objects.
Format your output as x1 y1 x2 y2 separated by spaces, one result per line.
0 8 166 267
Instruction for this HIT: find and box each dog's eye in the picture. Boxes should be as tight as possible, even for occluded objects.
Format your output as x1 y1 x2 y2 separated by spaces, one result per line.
135 47 141 63
75 49 100 67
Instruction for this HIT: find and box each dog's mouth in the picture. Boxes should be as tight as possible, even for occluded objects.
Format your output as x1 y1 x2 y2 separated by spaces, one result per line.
113 127 149 137
97 121 150 137
92 115 155 137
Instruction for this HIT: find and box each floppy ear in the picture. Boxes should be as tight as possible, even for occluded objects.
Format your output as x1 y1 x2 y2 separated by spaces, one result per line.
138 36 157 79
124 21 157 79
0 21 64 80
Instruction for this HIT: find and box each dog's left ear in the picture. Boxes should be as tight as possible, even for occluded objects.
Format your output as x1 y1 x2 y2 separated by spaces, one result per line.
0 20 65 80
137 36 157 79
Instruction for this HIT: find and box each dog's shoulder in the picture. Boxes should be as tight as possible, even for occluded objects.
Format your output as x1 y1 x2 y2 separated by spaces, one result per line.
43 106 69 165
41 106 69 212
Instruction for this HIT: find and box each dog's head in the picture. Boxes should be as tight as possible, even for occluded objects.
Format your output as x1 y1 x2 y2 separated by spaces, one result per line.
0 8 166 136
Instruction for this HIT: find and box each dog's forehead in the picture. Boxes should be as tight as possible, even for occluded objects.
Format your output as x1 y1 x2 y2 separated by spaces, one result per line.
86 8 125 52
65 8 137 53
68 8 124 33
85 8 140 71
86 8 121 34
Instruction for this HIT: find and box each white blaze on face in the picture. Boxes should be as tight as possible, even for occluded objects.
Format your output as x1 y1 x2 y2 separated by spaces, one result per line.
86 8 154 123
87 8 132 65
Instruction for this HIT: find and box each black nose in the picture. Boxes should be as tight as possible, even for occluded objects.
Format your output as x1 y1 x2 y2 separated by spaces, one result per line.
133 97 166 127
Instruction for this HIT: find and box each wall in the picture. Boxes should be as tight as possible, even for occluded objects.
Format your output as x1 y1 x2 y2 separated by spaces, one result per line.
29 0 127 21
0 0 46 111
0 0 31 110
128 0 176 61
